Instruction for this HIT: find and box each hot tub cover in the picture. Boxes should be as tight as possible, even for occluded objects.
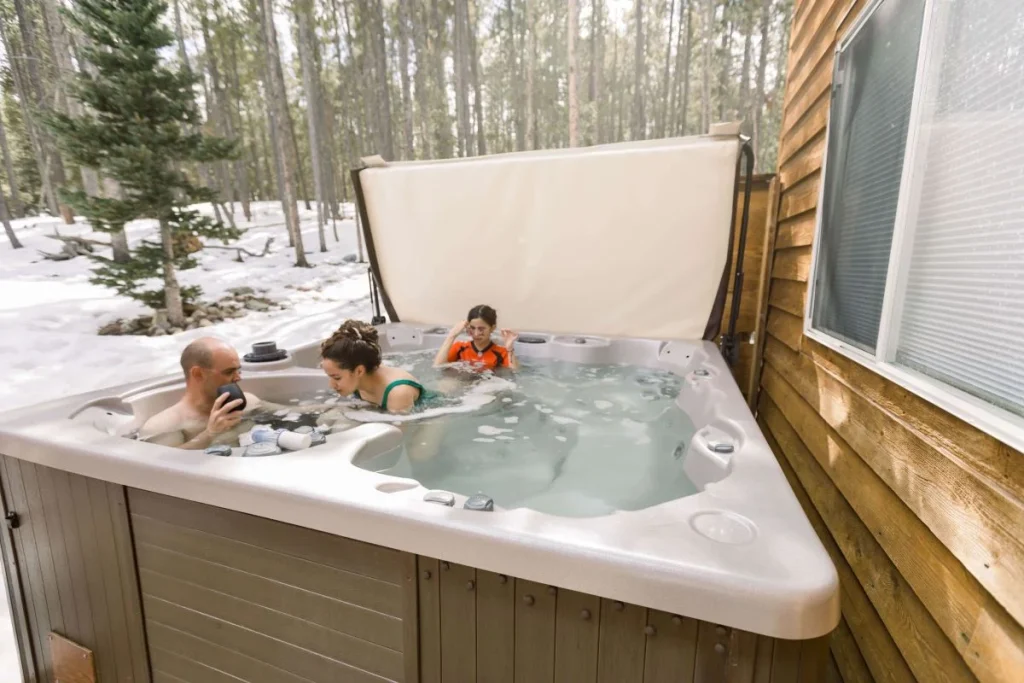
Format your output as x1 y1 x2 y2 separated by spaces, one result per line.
356 129 743 341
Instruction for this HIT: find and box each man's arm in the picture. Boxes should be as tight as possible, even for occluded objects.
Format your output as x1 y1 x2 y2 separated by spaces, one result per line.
179 429 218 450
140 429 187 448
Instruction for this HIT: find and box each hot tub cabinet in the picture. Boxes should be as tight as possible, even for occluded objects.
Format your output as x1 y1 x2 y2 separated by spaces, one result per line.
0 458 828 683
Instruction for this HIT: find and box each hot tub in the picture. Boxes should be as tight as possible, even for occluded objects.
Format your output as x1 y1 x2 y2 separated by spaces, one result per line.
0 130 839 683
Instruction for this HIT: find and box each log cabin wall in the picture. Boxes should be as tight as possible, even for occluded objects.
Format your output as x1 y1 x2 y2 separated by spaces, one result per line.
756 1 1024 682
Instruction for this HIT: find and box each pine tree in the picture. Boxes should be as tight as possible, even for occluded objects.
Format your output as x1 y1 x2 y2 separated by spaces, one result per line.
45 0 240 326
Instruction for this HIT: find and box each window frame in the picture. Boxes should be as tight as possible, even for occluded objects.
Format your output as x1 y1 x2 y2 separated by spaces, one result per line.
803 0 1024 453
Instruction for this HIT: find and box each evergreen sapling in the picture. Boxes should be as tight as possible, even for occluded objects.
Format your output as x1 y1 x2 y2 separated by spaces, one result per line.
46 0 241 326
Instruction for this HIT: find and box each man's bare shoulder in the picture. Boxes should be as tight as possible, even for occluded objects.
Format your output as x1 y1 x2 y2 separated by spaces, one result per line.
138 402 191 446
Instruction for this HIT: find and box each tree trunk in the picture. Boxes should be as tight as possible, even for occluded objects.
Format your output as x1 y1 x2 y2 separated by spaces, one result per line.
261 0 308 266
717 9 733 121
267 103 291 242
591 0 603 145
410 0 433 158
739 2 755 133
258 114 274 200
684 0 692 135
429 0 454 158
397 0 415 159
172 0 192 70
467 0 486 156
327 0 354 198
297 1 328 252
41 0 99 198
631 0 645 140
568 0 579 147
172 0 215 194
0 113 23 216
328 0 353 185
287 108 311 210
701 0 714 134
2 3 56 218
109 224 130 261
355 0 377 156
159 218 186 326
525 0 536 150
753 0 772 169
199 6 233 212
453 0 471 156
673 1 693 135
506 0 522 151
659 0 677 138
12 0 72 223
227 37 251 220
612 32 622 141
372 0 395 160
1 190 21 248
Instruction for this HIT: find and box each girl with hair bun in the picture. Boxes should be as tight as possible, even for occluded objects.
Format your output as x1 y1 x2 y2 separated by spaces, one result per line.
434 304 520 370
320 320 430 414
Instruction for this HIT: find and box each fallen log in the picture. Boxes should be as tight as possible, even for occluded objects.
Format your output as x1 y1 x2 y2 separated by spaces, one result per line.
202 236 274 262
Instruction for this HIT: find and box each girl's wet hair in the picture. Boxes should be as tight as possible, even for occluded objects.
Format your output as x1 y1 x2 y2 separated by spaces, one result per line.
467 304 497 327
320 320 382 372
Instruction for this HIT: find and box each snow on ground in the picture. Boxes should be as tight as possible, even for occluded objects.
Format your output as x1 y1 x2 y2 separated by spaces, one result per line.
0 201 373 413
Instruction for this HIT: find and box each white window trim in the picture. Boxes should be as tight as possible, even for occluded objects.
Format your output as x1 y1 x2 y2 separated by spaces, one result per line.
803 0 1024 454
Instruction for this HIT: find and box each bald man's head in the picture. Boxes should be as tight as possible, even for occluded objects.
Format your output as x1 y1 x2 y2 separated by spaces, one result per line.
181 337 241 397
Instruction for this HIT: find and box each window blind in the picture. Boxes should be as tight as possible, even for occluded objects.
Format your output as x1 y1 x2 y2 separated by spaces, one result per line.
895 0 1024 417
811 0 926 351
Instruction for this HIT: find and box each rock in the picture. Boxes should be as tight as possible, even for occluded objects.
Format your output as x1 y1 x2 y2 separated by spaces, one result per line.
153 309 169 329
151 328 167 336
98 320 123 336
169 327 183 334
341 253 358 263
245 299 269 312
228 286 255 296
199 319 213 327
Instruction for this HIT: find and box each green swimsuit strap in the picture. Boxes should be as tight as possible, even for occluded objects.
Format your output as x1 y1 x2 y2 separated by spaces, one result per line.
380 379 425 410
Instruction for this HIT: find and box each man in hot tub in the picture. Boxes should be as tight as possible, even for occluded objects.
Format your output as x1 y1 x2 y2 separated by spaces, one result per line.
138 337 264 449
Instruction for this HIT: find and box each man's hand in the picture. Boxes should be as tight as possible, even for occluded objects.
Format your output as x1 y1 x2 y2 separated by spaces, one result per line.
501 329 519 347
207 392 244 436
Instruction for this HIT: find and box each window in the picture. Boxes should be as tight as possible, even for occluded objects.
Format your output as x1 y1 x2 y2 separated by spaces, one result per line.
808 0 1024 449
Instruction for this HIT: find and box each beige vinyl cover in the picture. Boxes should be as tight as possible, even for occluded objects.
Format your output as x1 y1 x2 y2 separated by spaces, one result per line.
358 133 742 340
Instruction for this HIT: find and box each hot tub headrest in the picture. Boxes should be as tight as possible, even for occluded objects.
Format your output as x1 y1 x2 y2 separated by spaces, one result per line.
355 129 743 341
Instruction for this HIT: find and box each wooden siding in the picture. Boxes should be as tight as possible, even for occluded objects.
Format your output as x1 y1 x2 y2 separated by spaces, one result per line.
415 557 827 682
128 488 418 683
0 455 150 683
757 1 1024 682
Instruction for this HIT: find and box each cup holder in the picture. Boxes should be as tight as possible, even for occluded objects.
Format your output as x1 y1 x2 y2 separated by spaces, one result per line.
517 335 548 344
424 327 448 335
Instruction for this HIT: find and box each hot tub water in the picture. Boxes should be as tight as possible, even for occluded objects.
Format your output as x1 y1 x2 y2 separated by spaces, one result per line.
356 352 699 517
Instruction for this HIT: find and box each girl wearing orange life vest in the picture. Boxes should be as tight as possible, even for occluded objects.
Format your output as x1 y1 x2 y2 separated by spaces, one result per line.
433 304 520 370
